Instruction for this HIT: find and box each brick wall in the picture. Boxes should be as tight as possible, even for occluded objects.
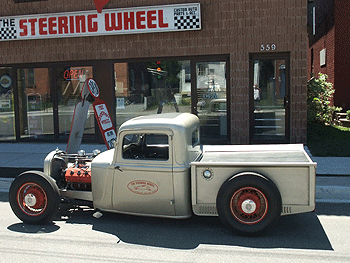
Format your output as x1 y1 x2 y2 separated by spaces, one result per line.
334 0 350 110
308 0 350 111
0 0 308 144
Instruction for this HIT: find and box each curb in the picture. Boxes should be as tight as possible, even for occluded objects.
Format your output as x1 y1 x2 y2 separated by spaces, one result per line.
316 186 350 203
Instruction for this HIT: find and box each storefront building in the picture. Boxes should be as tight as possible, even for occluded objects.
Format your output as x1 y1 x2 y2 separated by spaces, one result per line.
0 0 308 145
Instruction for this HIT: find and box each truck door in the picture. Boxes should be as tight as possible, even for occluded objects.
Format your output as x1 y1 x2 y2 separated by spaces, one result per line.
113 131 175 216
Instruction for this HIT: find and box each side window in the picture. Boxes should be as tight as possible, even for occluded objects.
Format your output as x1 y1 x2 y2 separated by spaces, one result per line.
192 129 200 146
122 133 169 161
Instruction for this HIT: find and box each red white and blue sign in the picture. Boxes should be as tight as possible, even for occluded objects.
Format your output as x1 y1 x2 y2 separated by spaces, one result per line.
67 78 116 153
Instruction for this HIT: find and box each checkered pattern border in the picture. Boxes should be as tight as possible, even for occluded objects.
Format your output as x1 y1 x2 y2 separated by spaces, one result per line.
0 27 17 40
174 15 200 30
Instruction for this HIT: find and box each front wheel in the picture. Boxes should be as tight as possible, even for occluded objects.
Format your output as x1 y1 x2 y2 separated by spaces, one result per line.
216 173 282 235
9 171 60 224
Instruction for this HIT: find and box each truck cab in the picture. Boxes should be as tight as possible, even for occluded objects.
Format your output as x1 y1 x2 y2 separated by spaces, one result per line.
91 113 202 218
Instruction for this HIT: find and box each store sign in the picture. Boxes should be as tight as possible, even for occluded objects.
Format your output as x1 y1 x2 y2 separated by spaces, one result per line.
0 3 201 41
63 68 85 80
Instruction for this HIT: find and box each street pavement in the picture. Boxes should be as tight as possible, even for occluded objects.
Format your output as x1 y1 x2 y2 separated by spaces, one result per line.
0 142 349 203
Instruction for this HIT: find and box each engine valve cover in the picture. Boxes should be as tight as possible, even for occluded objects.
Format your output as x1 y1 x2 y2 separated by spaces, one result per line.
65 166 91 184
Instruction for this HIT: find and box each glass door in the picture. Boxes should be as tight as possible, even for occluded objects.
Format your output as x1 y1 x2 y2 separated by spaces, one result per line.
196 61 228 144
250 56 289 143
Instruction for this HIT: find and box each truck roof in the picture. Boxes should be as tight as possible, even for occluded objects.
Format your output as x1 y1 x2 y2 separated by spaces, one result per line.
119 113 199 133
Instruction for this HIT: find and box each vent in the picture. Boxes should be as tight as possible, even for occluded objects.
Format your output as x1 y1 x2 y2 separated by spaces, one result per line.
283 206 292 214
198 205 218 215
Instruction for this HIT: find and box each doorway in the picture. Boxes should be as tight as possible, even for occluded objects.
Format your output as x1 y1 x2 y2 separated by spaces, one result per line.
250 54 290 143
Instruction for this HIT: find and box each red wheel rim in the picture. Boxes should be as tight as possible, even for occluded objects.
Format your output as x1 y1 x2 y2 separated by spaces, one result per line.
16 182 48 217
230 187 268 225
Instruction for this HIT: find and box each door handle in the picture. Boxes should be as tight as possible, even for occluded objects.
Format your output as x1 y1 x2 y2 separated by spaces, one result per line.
114 165 123 172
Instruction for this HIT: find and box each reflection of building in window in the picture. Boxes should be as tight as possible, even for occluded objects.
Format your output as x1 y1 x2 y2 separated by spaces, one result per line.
27 69 35 88
197 63 207 76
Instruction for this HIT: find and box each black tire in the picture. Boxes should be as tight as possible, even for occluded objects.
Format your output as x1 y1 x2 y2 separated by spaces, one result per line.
216 172 282 235
9 171 60 224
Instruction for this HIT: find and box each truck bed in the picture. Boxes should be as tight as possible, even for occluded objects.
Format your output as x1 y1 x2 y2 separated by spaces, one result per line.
190 144 316 217
198 144 314 166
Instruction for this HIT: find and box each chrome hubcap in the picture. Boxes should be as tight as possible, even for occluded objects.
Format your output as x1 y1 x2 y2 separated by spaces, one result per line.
24 193 37 207
241 199 256 214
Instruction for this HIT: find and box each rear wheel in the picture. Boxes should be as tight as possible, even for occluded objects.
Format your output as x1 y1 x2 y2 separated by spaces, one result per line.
216 173 282 235
9 171 60 224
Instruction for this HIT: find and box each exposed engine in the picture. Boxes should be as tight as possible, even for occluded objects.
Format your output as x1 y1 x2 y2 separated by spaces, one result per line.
50 149 101 191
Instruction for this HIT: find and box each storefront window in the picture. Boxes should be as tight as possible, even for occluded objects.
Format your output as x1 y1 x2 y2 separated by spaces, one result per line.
196 61 227 144
114 60 191 129
0 67 15 140
56 66 94 139
17 67 53 139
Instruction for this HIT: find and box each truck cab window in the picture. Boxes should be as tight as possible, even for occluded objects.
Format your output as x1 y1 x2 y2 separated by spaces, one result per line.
122 133 169 160
192 129 200 146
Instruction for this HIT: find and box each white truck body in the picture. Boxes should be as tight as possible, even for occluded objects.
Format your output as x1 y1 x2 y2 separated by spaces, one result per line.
10 112 316 235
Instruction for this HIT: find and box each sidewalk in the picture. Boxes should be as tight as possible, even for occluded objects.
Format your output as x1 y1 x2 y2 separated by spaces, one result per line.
0 142 107 171
0 143 349 203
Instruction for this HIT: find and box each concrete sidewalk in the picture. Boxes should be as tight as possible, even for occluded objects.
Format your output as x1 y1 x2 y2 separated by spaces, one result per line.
0 142 107 171
0 142 349 203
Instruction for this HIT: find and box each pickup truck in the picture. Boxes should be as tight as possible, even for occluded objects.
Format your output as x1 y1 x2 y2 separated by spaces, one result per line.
9 112 317 235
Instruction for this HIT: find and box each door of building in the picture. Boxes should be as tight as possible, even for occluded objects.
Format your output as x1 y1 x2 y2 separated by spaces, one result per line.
193 59 229 144
250 54 290 143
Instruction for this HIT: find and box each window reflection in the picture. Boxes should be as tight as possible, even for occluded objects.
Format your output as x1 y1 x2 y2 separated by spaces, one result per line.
196 62 227 144
0 67 15 140
56 66 94 138
17 68 53 139
114 60 191 130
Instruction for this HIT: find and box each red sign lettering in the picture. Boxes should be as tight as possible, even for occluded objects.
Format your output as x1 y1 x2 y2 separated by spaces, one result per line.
147 10 157 29
39 18 47 35
58 16 69 34
104 9 169 32
105 13 122 31
19 19 27 36
124 11 135 30
88 14 98 32
136 11 146 29
158 10 168 28
28 18 37 35
48 17 57 35
64 69 84 80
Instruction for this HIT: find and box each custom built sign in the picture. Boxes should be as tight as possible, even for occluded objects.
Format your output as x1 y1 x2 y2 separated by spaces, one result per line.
0 3 201 41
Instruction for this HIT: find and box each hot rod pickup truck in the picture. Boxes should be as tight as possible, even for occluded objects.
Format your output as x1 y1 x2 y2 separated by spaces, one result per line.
9 112 316 235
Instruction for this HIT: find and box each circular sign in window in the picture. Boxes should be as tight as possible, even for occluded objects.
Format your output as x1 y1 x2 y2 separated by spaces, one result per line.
0 74 12 89
88 79 100 98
